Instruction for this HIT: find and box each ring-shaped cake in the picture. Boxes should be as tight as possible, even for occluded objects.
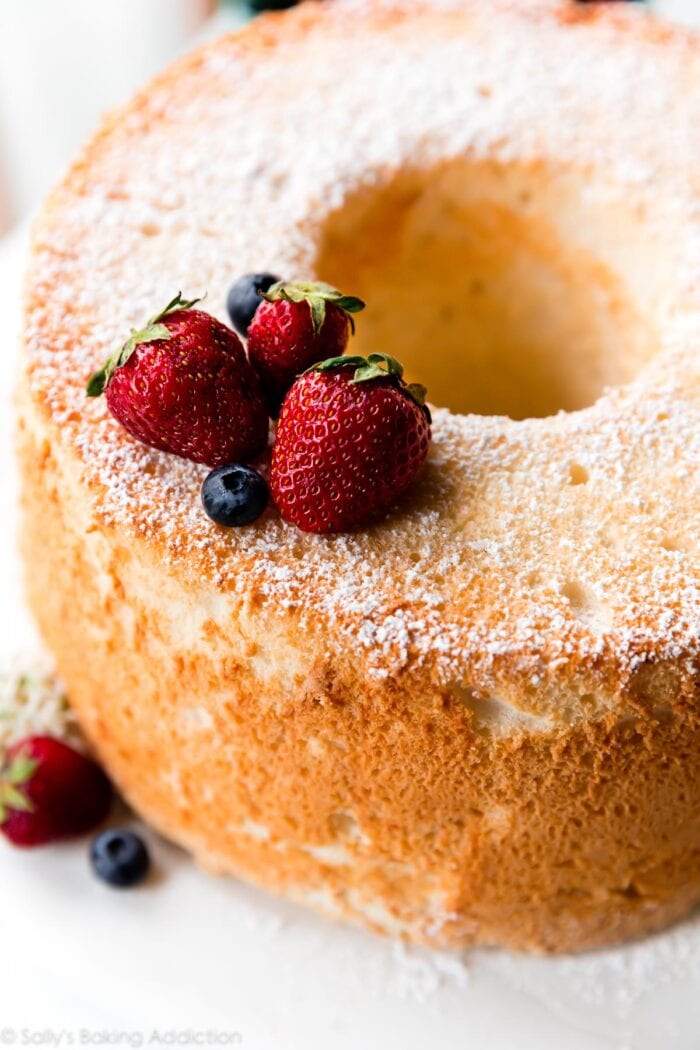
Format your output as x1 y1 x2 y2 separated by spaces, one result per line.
18 0 700 951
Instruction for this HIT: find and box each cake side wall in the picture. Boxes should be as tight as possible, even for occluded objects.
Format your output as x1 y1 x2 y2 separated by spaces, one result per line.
15 382 700 953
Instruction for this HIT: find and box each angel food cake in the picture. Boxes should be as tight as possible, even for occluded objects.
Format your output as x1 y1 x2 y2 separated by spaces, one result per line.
16 0 700 952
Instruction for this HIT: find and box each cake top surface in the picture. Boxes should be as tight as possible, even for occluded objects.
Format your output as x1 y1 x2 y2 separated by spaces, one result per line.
22 0 700 707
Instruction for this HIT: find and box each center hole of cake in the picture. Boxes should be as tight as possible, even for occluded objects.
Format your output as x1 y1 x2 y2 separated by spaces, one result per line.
316 160 660 419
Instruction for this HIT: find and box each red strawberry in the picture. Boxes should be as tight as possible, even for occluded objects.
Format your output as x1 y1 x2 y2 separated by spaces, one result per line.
0 736 112 847
270 354 431 534
247 281 365 416
87 294 269 467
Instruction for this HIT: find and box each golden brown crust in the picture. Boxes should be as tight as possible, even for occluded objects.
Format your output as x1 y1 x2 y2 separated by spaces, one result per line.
18 378 700 951
18 0 700 951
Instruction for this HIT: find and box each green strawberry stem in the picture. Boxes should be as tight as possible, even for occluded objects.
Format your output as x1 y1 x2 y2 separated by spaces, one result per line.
0 748 37 823
311 353 428 409
86 292 202 398
261 280 365 336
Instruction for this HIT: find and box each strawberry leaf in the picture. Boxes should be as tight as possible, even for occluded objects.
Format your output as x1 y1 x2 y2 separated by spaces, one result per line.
352 353 404 384
309 355 367 375
310 297 326 337
86 292 203 397
0 747 37 823
0 743 39 823
6 752 38 785
332 295 365 314
150 292 203 325
0 784 33 813
309 353 429 411
262 281 366 336
407 383 428 407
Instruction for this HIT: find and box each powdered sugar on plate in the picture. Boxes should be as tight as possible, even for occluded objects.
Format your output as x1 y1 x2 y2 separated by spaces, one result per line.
0 651 84 751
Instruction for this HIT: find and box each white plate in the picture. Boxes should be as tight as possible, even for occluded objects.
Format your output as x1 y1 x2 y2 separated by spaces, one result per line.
2 196 700 1050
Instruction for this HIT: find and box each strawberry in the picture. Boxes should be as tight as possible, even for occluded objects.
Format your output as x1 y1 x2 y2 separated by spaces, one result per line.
87 294 269 467
270 354 431 534
247 281 365 416
0 736 112 848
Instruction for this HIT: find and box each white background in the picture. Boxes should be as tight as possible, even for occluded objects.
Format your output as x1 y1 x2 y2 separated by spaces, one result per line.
0 0 225 232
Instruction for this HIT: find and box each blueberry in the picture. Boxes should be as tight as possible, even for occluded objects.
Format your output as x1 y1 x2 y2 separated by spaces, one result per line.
226 273 281 337
90 829 150 888
249 1 299 11
202 463 269 527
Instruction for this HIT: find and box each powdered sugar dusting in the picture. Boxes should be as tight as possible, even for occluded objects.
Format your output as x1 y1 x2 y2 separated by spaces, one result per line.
0 651 83 750
21 0 700 705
